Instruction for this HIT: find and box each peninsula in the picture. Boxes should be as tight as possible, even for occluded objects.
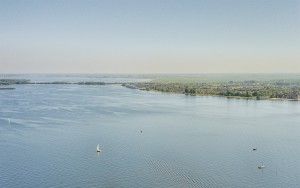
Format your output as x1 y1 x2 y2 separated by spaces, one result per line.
123 74 300 101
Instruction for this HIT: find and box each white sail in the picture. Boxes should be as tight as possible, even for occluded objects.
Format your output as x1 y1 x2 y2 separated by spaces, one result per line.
96 144 101 152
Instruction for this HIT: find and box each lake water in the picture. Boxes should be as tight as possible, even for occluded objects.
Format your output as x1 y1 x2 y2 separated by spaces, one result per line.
1 75 300 187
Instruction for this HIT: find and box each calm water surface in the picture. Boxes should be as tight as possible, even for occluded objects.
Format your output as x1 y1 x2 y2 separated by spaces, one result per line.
1 77 300 187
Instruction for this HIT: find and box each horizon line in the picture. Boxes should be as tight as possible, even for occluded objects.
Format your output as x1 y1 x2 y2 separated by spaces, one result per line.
1 72 300 75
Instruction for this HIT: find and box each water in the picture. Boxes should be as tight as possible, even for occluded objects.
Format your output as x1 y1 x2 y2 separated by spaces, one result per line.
0 73 151 83
1 76 300 187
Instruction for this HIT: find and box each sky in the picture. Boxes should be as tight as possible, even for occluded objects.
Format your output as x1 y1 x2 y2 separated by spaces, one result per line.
0 0 299 74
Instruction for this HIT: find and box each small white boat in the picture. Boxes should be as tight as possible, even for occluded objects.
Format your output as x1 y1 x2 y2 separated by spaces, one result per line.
96 144 101 152
258 162 265 169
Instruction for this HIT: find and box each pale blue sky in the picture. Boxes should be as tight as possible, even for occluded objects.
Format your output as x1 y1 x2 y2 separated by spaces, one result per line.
1 0 299 73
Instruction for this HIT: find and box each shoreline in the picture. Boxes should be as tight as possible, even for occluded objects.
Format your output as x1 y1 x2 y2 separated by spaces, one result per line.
0 79 126 86
2 78 300 101
122 81 300 101
137 87 300 101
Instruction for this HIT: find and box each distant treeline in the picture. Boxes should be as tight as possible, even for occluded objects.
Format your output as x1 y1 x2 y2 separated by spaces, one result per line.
0 79 30 85
124 79 300 100
0 79 105 85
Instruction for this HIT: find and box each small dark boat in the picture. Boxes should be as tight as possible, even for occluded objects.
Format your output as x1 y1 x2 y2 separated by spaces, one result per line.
0 87 15 90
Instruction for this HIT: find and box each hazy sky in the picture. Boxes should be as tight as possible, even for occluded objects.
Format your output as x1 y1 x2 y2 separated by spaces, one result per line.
1 0 299 73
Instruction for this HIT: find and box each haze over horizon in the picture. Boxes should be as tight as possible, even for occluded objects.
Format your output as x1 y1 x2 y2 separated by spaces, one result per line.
1 0 299 74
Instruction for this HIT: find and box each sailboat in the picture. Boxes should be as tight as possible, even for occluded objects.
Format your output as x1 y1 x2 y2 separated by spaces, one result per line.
96 144 101 152
258 162 265 169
